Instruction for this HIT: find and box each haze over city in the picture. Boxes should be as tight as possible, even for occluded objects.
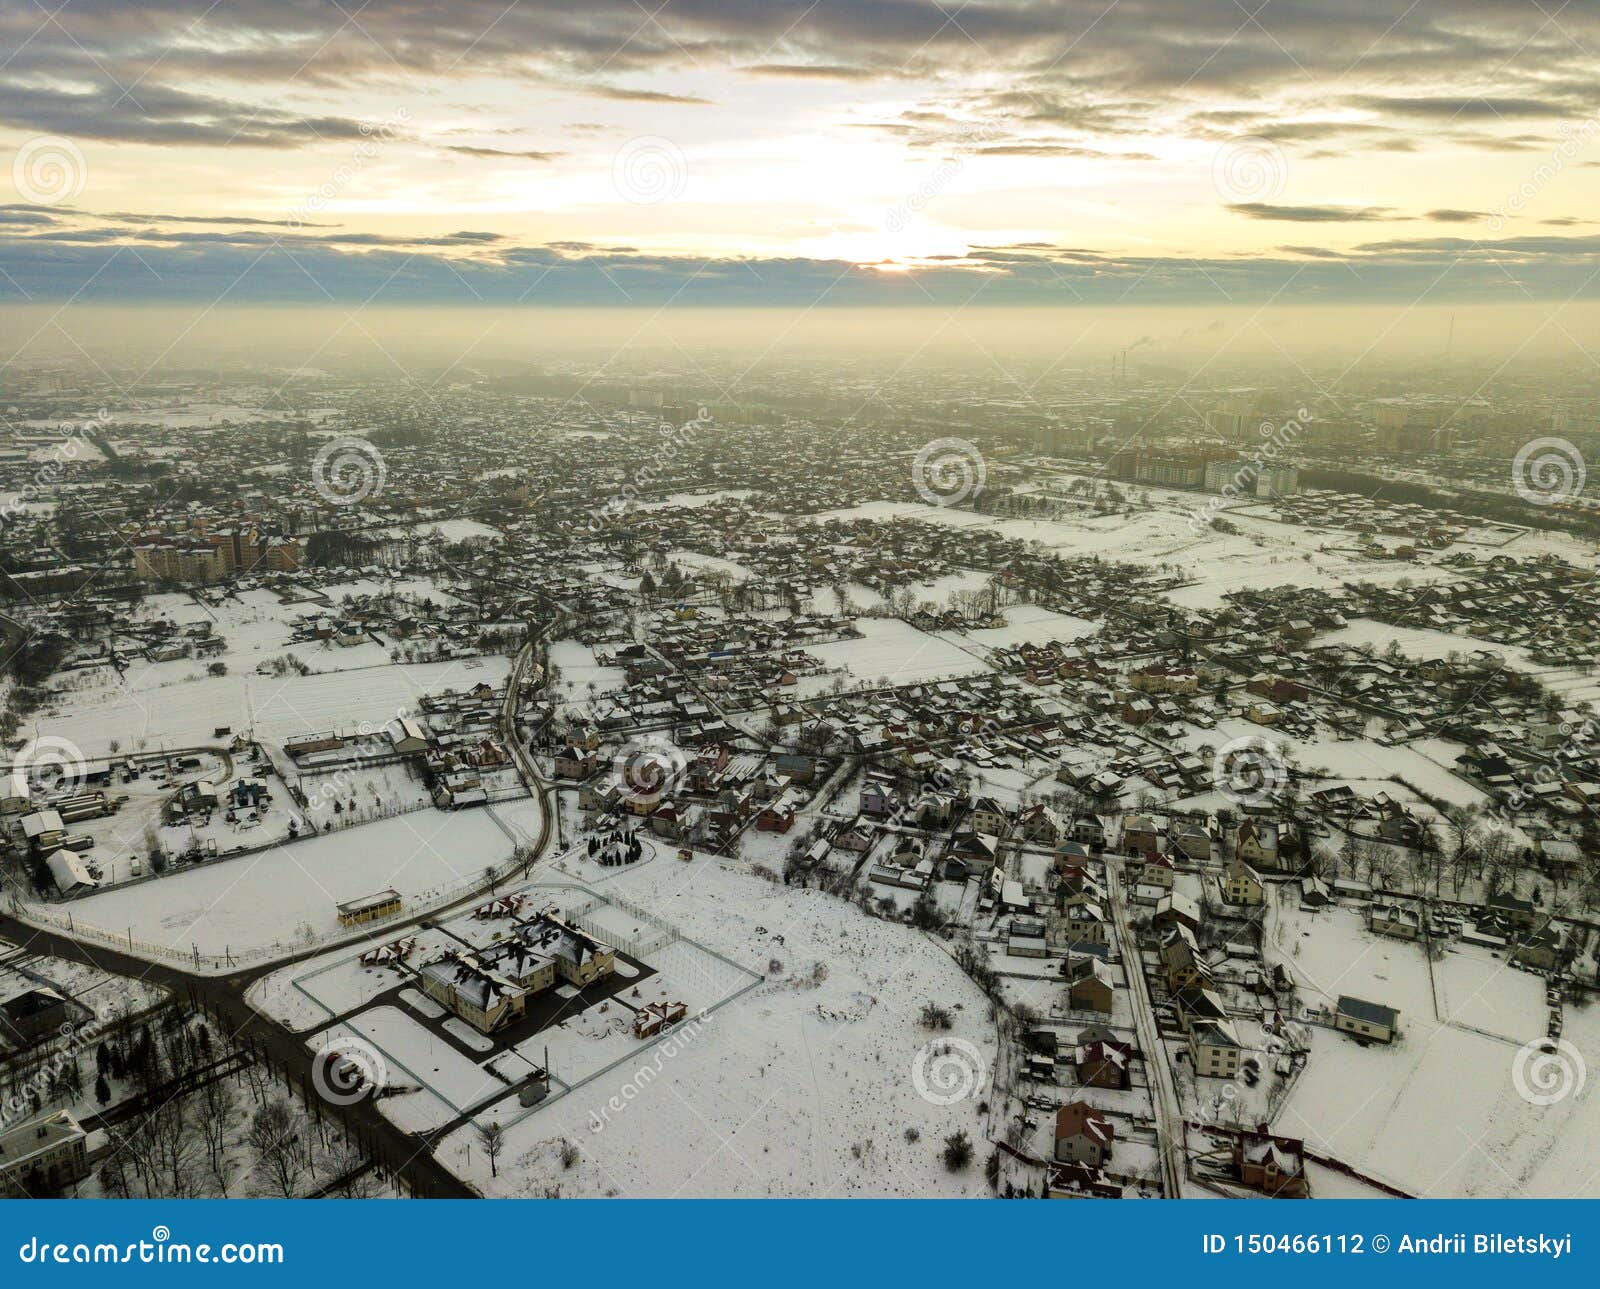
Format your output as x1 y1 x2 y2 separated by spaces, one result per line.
0 0 1597 1223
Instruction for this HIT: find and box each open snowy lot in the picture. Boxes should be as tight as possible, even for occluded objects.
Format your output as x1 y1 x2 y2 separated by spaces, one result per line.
435 859 997 1197
41 655 510 757
793 617 986 695
1267 889 1589 1196
57 798 543 960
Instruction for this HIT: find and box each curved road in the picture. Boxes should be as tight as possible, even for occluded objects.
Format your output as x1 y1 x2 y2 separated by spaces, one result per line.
0 635 562 1199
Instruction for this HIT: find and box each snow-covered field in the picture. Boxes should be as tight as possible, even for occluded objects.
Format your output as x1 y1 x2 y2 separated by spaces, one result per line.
434 859 997 1197
60 798 543 958
41 656 509 756
1268 890 1590 1197
793 618 986 695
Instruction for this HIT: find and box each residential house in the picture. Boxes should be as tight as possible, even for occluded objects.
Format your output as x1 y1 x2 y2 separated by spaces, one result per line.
1512 924 1564 972
1236 1131 1309 1198
0 988 92 1051
0 1111 89 1197
1153 891 1201 934
1053 1100 1115 1167
1073 1040 1132 1090
1234 818 1281 870
1335 995 1399 1044
1367 902 1421 940
970 796 1008 837
1169 820 1212 861
1066 957 1115 1014
1223 857 1264 906
1187 1018 1244 1078
1121 813 1163 855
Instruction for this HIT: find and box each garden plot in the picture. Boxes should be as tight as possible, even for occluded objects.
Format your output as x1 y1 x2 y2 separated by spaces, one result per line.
63 804 536 958
436 860 995 1198
546 640 626 712
1273 1019 1597 1198
42 656 511 757
1267 897 1436 1020
320 1006 504 1133
1266 887 1598 1196
1432 946 1545 1043
956 603 1097 649
792 617 986 696
292 758 433 834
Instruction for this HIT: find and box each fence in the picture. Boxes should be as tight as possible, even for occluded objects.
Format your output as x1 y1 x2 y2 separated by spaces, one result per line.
562 886 683 956
9 803 540 975
567 911 678 959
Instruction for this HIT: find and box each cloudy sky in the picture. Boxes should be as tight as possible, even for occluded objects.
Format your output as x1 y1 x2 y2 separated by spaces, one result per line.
1 0 1599 304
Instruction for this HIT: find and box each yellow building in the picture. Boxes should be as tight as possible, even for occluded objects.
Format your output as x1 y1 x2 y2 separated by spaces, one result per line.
337 889 402 927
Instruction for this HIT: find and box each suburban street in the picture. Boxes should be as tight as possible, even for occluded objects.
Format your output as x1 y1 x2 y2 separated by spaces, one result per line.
1105 859 1186 1198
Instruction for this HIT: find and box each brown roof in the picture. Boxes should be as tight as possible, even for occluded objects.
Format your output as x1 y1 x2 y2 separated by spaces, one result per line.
1055 1099 1115 1146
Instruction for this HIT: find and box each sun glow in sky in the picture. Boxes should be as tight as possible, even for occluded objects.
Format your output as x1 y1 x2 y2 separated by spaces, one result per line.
0 1 1598 305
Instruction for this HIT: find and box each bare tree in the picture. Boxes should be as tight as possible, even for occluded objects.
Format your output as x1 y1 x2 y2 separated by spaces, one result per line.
246 1100 306 1198
478 1120 506 1179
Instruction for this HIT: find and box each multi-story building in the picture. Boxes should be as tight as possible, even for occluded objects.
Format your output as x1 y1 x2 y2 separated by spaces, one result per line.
132 525 303 583
0 1111 89 1197
417 913 616 1034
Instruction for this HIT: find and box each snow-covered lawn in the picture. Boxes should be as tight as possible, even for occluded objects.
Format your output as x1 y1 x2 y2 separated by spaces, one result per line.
62 799 542 959
1268 888 1590 1196
436 860 997 1197
42 656 510 757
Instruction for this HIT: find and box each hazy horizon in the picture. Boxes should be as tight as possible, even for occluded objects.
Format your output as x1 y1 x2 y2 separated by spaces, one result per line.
7 303 1600 380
